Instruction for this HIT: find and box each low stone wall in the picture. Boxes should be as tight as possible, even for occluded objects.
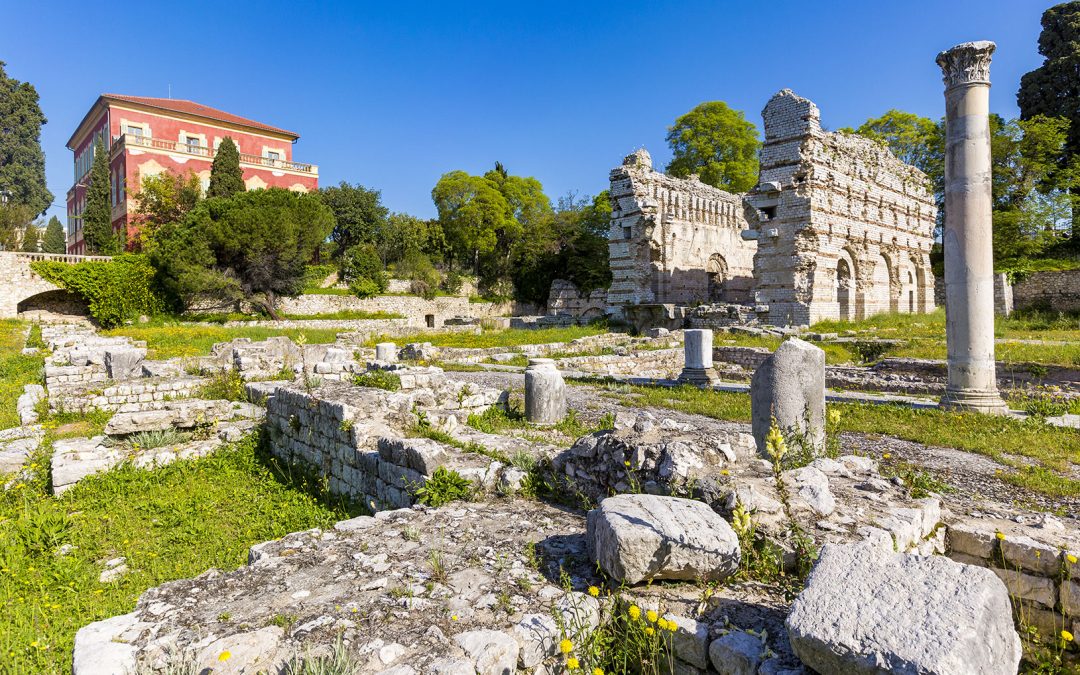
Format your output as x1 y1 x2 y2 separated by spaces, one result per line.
220 318 410 332
946 519 1078 643
276 294 515 326
50 376 208 414
556 348 682 379
1013 269 1080 313
262 381 506 510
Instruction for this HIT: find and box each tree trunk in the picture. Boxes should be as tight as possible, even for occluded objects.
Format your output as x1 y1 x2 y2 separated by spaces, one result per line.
261 291 282 321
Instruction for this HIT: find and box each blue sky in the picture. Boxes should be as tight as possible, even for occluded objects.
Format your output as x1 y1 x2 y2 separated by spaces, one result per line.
5 0 1049 223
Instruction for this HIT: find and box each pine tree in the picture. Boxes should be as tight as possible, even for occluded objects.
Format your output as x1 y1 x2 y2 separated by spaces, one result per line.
0 62 54 216
20 224 40 252
82 139 120 255
1018 1 1080 242
43 215 66 253
207 137 245 198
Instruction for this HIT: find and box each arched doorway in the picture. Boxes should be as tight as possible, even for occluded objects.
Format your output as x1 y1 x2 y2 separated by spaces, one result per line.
706 254 728 302
836 258 853 321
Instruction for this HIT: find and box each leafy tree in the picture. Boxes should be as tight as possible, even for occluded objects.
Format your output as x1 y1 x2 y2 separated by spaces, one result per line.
207 137 245 199
666 101 760 192
20 224 39 252
0 62 53 216
381 212 444 266
340 243 388 297
131 169 202 249
1018 1 1080 242
42 216 66 253
0 203 32 251
150 188 333 318
318 182 389 255
431 170 512 273
83 139 122 255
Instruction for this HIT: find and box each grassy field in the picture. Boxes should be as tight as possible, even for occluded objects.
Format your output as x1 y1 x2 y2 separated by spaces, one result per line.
0 435 356 673
0 321 44 430
366 325 611 349
607 383 1080 499
105 321 342 359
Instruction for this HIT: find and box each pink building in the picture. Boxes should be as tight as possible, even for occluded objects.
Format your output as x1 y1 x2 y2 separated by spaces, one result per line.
65 94 319 253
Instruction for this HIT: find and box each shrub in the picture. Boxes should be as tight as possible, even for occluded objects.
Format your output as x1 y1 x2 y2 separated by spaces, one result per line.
340 244 387 296
199 369 247 401
31 254 165 328
352 370 401 391
441 270 465 295
413 466 473 507
302 264 337 292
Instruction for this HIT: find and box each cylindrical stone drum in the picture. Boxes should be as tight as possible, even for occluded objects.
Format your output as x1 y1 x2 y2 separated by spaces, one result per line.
684 329 714 369
375 342 397 362
524 357 567 425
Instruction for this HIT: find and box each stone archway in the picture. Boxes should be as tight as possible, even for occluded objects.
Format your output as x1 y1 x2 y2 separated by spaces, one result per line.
836 258 854 321
706 253 728 302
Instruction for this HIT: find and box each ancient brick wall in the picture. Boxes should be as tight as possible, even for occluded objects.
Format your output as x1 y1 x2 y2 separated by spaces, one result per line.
745 90 937 326
606 149 757 307
1012 269 1080 313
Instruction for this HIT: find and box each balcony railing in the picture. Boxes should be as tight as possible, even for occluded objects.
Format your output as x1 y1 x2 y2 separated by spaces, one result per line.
111 134 317 174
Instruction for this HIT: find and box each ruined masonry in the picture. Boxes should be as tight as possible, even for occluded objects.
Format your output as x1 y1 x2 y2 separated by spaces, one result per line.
595 90 937 327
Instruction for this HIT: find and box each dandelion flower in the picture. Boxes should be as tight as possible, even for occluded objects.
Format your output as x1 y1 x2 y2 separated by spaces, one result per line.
995 532 1006 541
218 651 231 662
1062 629 1074 643
646 609 658 623
593 669 604 675
646 627 655 636
827 409 841 425
559 639 573 654
628 605 641 621
587 586 600 597
1067 554 1077 564
567 657 580 670
720 469 730 476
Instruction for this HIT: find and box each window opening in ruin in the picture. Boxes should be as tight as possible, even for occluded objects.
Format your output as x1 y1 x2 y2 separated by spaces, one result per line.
623 226 632 239
837 258 853 321
425 314 435 328
706 254 729 303
761 206 777 220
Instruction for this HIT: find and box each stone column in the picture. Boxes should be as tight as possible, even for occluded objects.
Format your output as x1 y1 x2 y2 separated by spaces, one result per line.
936 41 1008 414
750 338 825 458
678 329 720 386
375 342 397 363
524 358 566 425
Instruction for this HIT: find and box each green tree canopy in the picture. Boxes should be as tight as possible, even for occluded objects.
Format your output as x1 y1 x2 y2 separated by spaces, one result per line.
0 203 32 251
149 188 333 318
0 62 53 216
132 169 202 250
431 170 513 273
83 139 122 255
381 212 443 265
317 182 389 254
42 216 66 253
665 101 760 192
207 138 245 199
20 224 39 252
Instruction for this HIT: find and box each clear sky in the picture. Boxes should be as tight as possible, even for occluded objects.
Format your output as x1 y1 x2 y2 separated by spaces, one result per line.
4 0 1051 224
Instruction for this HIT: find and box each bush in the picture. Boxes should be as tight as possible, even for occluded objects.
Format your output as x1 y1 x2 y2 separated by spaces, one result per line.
302 264 337 292
340 244 387 296
352 369 401 391
441 270 465 295
31 254 165 328
413 466 473 507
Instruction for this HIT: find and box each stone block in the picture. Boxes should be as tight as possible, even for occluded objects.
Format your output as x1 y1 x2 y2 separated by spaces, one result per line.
1000 534 1062 576
992 567 1057 610
947 521 998 558
104 347 146 380
750 338 825 458
709 630 764 675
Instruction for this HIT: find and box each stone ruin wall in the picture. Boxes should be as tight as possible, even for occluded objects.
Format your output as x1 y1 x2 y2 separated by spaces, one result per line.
606 150 757 308
746 90 937 326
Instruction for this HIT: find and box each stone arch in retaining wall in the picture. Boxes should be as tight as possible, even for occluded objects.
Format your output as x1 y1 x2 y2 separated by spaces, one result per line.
0 252 108 319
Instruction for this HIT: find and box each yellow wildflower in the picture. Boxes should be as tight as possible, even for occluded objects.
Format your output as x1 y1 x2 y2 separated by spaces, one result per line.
646 627 655 636
587 586 600 597
567 657 580 670
646 609 658 623
765 424 787 462
559 639 573 654
1062 629 1074 643
720 469 730 476
882 453 891 460
624 460 631 467
593 669 604 675
218 651 231 662
995 532 1006 541
827 408 841 425
1067 554 1077 564
628 605 641 621
656 618 669 631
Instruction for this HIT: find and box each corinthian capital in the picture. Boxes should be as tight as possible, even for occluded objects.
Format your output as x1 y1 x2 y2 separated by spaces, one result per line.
936 41 995 89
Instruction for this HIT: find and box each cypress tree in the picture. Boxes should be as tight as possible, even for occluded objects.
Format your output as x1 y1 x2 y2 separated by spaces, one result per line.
0 62 54 216
42 215 66 253
82 139 120 255
20 224 40 252
207 137 245 198
1018 1 1080 242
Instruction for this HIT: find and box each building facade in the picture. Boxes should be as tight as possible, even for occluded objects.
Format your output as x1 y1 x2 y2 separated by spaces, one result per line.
65 95 319 254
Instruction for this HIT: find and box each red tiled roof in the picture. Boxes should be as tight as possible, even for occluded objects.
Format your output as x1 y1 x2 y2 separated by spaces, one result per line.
102 94 299 139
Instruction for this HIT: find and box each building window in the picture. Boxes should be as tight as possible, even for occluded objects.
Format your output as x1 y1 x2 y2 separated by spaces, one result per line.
123 125 144 137
185 136 202 153
265 150 280 165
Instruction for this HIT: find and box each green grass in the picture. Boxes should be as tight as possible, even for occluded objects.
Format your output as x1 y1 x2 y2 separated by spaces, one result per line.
808 308 1080 367
0 320 44 429
0 433 357 674
105 320 341 359
301 286 353 296
365 325 611 350
608 383 1080 498
281 310 404 321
